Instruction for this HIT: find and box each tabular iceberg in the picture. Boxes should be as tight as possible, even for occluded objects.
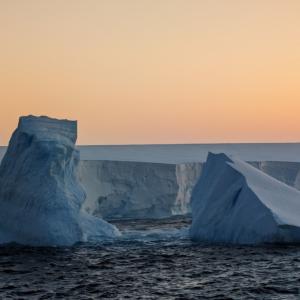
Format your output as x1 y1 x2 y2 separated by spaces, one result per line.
190 152 300 244
0 116 120 246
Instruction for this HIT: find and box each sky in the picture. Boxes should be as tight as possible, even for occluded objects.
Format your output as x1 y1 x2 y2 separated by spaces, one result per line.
0 0 300 145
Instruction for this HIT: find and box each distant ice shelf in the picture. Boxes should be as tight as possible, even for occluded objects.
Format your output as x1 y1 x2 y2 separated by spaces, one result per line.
2 143 300 164
78 143 300 163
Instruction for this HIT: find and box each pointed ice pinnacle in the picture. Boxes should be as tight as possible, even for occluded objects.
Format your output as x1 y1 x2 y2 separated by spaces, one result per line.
190 152 300 244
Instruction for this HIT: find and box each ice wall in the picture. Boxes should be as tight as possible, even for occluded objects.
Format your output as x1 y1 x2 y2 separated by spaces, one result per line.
250 161 300 188
172 163 202 215
0 116 119 246
1 143 300 221
78 160 300 220
295 172 300 190
79 160 179 219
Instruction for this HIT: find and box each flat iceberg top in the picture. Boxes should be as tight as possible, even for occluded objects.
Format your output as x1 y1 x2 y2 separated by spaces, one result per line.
1 143 300 163
213 153 300 227
18 115 77 144
77 143 300 163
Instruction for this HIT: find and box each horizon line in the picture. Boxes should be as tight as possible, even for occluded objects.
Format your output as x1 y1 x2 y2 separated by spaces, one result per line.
1 141 300 147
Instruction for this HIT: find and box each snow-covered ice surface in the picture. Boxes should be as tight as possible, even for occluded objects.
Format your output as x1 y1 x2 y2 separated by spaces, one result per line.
0 116 119 246
2 142 300 164
79 143 300 163
3 143 300 169
191 152 300 245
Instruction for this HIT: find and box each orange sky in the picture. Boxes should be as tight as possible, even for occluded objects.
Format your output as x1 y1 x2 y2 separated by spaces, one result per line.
0 0 300 145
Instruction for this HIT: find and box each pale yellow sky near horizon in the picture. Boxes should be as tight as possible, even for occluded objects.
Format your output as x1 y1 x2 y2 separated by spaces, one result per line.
0 0 300 145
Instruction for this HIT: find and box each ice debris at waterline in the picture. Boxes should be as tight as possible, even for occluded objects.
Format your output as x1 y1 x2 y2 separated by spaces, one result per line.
0 116 120 246
190 152 300 245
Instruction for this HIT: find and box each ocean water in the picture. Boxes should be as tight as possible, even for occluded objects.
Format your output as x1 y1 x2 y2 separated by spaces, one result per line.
0 216 299 300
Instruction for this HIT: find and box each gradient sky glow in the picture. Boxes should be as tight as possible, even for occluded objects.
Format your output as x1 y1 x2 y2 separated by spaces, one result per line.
1 0 300 145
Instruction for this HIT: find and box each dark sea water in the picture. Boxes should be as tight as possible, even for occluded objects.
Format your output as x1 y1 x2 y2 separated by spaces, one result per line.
0 216 300 300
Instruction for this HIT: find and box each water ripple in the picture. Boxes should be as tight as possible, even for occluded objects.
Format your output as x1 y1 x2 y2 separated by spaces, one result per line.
0 217 299 299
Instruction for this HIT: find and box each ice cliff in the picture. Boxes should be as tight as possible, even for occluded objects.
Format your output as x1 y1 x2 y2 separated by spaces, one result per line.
250 161 300 189
0 116 119 246
172 163 202 215
79 161 180 219
190 153 300 244
78 160 300 220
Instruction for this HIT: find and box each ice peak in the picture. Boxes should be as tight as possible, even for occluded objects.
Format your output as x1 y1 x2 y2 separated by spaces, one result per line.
206 152 233 163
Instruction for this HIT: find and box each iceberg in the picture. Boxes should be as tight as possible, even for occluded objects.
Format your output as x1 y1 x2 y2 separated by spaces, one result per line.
0 116 120 246
190 152 300 244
